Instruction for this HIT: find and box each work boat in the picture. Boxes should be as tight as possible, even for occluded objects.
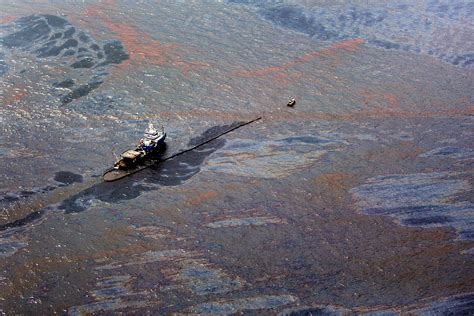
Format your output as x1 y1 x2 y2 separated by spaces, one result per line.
114 123 166 170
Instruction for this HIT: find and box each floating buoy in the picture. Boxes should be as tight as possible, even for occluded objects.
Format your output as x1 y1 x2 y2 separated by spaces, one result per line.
287 98 296 107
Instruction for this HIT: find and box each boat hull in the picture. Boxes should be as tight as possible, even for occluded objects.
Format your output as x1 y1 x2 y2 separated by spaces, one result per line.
103 165 148 181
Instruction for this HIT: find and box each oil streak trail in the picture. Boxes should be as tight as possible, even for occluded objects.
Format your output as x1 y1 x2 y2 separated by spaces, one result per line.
0 177 100 227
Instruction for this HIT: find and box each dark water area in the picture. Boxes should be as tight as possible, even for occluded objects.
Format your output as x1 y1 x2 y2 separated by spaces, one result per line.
1 0 473 314
54 171 83 185
2 13 128 104
59 124 231 214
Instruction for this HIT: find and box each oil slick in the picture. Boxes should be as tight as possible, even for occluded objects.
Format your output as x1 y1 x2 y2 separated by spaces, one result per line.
190 295 298 314
69 298 149 316
420 146 474 160
95 248 245 295
0 1 473 314
278 291 474 315
0 171 77 208
231 0 474 68
1 14 129 104
68 273 151 315
205 135 346 179
411 291 474 315
351 172 474 254
94 249 190 271
58 124 232 213
205 216 287 228
278 304 352 316
160 258 245 296
0 208 46 258
0 228 28 258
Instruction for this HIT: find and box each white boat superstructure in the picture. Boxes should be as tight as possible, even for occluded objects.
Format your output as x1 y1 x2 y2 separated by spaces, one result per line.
141 123 166 150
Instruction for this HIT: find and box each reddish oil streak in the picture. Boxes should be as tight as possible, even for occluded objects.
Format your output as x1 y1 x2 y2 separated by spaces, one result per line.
235 38 365 78
152 107 474 123
3 85 28 106
0 15 17 24
80 0 209 74
186 191 220 206
360 89 402 112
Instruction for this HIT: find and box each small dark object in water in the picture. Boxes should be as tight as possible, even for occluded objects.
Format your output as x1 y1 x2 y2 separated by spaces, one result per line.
287 98 296 107
54 171 83 185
